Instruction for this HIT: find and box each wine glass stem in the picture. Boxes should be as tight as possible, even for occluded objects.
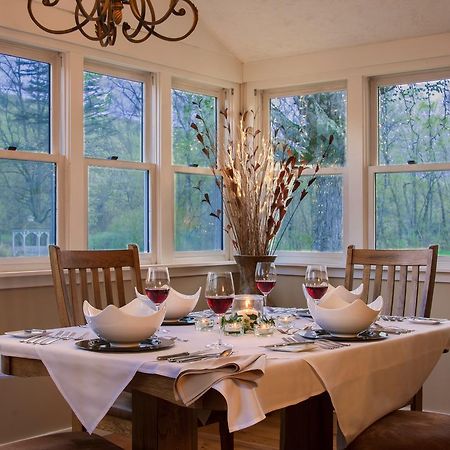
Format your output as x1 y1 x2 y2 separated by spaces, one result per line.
263 294 267 314
217 314 223 346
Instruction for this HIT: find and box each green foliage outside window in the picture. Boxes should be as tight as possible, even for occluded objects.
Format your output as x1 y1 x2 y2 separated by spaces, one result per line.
377 79 450 254
270 90 346 252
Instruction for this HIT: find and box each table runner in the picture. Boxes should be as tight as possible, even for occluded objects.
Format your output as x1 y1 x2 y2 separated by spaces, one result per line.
1 320 449 440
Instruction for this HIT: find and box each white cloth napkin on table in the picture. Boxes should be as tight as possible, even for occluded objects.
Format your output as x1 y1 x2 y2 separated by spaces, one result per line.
35 335 148 434
174 353 266 406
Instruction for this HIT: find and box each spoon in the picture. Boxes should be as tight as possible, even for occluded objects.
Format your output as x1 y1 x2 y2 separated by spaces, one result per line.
168 348 232 363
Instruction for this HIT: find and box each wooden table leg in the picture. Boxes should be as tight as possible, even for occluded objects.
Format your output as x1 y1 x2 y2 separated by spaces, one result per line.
132 390 198 450
280 392 333 450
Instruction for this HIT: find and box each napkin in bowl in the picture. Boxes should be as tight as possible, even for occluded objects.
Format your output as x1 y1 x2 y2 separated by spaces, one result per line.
135 286 201 320
174 354 266 406
307 287 383 336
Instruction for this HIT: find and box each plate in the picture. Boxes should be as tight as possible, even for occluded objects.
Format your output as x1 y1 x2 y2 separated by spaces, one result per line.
75 337 175 353
408 317 446 325
162 317 196 326
4 329 47 339
295 308 312 318
300 329 388 342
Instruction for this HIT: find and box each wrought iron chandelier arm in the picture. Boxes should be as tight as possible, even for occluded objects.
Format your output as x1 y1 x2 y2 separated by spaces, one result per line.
27 0 199 47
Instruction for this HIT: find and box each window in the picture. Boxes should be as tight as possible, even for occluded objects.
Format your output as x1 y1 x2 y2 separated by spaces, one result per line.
0 47 58 258
83 67 151 251
371 74 450 254
171 86 223 253
266 85 347 253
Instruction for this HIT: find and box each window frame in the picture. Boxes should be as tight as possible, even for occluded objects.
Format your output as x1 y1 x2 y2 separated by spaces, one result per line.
82 62 155 260
262 81 348 266
369 71 450 263
0 42 62 272
169 80 231 263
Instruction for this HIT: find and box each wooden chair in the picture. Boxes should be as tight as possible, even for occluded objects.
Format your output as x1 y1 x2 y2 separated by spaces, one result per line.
344 244 438 411
49 244 143 327
0 432 122 450
344 244 438 318
343 245 450 450
49 244 234 449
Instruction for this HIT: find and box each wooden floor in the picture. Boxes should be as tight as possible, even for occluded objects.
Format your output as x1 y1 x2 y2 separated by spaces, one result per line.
105 412 280 450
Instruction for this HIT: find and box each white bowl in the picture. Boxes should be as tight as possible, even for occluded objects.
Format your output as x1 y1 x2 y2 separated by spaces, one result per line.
307 289 383 337
135 287 200 320
83 298 166 347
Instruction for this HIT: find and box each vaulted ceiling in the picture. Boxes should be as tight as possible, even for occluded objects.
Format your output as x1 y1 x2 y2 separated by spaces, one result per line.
196 0 450 62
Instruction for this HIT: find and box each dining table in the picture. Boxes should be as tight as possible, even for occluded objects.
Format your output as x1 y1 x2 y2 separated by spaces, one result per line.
1 313 449 450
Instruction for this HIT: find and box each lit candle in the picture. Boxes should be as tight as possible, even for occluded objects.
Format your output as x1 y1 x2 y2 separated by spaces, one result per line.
275 314 296 328
223 321 244 336
195 317 214 331
254 321 274 336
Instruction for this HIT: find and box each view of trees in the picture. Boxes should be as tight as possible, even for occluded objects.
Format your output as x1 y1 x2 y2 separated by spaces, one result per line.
0 49 448 258
84 71 147 251
172 89 222 251
377 80 449 253
0 54 55 256
270 91 346 252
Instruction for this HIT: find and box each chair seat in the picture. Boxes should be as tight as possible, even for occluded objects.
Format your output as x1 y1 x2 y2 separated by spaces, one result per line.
1 432 122 450
347 410 450 450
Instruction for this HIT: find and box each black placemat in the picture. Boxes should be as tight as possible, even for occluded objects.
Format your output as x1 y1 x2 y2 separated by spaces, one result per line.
162 317 196 326
75 337 175 352
301 329 388 342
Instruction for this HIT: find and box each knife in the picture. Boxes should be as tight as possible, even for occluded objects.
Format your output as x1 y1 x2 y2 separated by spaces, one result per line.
156 349 208 361
261 340 312 348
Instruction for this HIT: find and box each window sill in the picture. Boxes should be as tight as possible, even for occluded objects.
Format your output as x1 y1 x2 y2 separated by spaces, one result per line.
1 258 449 290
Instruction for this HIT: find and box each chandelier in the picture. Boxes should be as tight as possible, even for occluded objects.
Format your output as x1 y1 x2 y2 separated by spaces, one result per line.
27 0 198 47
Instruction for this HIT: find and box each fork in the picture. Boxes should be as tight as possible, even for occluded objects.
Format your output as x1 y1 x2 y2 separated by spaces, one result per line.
38 330 74 345
283 335 350 350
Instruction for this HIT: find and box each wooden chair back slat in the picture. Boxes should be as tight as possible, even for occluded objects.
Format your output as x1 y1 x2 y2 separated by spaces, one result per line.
373 266 383 299
49 244 143 326
361 266 371 302
384 265 396 315
92 268 102 308
344 245 438 317
79 269 89 305
407 266 420 317
115 267 126 307
393 265 408 316
103 268 113 305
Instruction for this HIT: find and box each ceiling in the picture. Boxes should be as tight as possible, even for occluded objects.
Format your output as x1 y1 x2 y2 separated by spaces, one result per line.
195 0 450 63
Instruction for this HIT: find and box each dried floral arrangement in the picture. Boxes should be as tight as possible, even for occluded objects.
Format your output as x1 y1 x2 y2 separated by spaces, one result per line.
191 108 333 256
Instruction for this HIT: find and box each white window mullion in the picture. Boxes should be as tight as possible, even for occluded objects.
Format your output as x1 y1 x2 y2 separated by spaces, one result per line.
63 51 86 250
158 72 175 264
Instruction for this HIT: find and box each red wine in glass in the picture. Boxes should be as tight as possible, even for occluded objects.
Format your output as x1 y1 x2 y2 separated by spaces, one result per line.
205 272 235 350
255 262 277 312
206 296 234 314
145 266 170 308
304 265 328 301
256 280 276 295
145 287 170 304
305 285 328 300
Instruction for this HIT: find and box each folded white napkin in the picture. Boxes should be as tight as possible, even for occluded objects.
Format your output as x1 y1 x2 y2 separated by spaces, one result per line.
174 354 266 406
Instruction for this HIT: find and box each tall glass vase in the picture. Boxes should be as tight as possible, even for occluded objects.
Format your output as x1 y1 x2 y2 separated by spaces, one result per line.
234 255 277 294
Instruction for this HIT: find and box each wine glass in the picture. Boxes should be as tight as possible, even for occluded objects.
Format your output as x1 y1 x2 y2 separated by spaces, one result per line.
304 264 328 301
145 266 170 309
205 272 235 350
255 262 277 313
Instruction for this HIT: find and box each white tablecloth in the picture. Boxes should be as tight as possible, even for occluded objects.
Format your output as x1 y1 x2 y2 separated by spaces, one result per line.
1 319 449 443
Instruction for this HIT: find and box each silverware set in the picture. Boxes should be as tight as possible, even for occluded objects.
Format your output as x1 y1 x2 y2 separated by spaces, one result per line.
282 335 350 350
20 330 87 345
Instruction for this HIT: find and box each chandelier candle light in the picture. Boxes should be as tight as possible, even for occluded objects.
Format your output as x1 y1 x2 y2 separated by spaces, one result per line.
27 0 198 47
